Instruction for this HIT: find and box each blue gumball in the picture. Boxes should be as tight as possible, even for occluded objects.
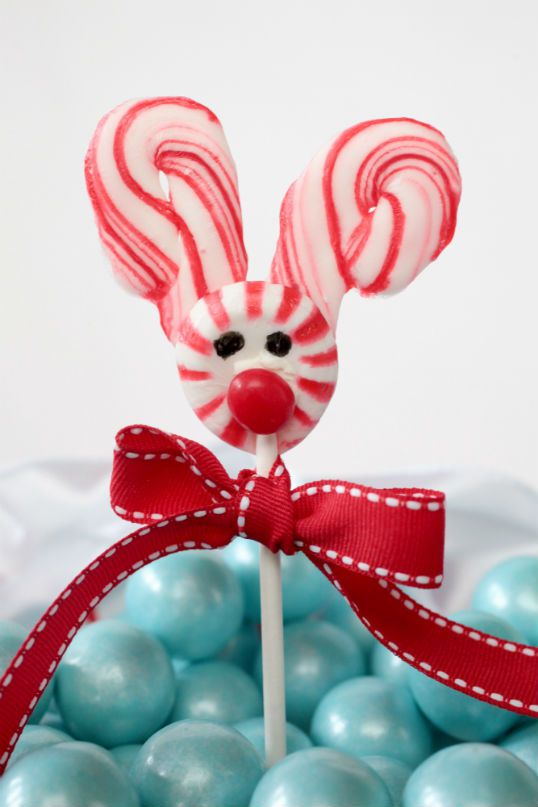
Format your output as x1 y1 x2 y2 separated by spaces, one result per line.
254 619 364 730
362 756 412 807
9 725 72 767
171 660 262 724
110 745 142 778
407 609 523 741
221 539 329 622
125 553 243 659
402 743 538 807
0 621 53 723
472 556 538 645
0 742 139 807
322 589 376 657
311 676 432 768
132 720 263 807
371 642 409 687
233 717 312 764
250 747 392 807
55 620 175 747
500 722 538 775
217 620 260 671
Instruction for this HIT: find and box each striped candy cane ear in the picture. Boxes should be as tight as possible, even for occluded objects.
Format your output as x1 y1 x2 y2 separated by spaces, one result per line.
271 118 462 330
85 97 247 341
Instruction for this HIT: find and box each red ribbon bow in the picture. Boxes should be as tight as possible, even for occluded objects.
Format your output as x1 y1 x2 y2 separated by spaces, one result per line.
0 425 537 772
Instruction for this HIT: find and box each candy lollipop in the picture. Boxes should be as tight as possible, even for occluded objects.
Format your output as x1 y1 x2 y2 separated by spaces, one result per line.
1 98 537 775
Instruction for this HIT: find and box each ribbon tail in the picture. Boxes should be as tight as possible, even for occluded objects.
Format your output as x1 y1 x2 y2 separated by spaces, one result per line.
313 558 538 718
0 511 233 773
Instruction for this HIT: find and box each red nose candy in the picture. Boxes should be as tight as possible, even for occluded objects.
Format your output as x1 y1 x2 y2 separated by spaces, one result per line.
227 369 295 435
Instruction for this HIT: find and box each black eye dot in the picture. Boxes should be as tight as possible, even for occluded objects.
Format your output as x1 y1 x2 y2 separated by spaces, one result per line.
265 331 292 357
213 331 245 359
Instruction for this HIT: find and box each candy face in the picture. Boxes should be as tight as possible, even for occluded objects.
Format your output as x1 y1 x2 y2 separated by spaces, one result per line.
132 720 263 807
500 723 538 776
407 609 523 741
362 756 412 807
177 282 338 452
249 747 393 807
124 553 244 659
8 725 72 768
402 743 538 807
171 660 262 724
254 619 364 730
472 556 538 645
311 676 433 768
0 742 139 807
55 620 175 747
271 118 461 329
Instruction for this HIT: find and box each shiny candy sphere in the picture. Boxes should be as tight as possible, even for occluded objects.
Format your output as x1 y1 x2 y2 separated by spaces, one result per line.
9 725 72 767
171 660 262 724
402 743 538 807
217 621 260 671
323 589 376 656
0 621 52 723
254 619 364 730
472 555 538 644
0 742 139 807
407 609 523 741
233 718 312 764
371 642 409 687
125 553 243 659
221 539 329 623
132 720 263 807
500 722 538 775
55 620 175 747
250 747 393 807
312 676 432 768
362 756 412 807
110 745 142 778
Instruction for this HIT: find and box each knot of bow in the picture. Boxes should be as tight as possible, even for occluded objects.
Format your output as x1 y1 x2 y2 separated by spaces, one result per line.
0 425 537 774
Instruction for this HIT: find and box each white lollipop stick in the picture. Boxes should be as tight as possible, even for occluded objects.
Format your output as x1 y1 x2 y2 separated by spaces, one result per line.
256 433 287 766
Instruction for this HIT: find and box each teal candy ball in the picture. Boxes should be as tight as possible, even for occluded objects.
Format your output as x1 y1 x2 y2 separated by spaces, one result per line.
322 589 376 656
0 621 53 723
125 553 243 659
55 620 175 747
132 720 263 807
311 676 432 768
254 619 364 730
221 539 329 622
9 725 72 767
472 556 538 644
250 747 392 807
233 718 312 764
171 660 262 724
402 743 538 807
110 745 142 779
500 722 538 775
407 609 523 741
362 756 412 807
0 742 139 807
217 621 260 671
371 643 409 687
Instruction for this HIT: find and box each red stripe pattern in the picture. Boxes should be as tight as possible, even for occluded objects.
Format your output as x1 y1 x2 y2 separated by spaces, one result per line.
176 282 338 453
85 97 247 341
271 118 461 329
0 426 535 773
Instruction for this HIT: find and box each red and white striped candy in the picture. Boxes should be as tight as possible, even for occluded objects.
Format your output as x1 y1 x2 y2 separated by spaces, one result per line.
271 118 461 329
177 282 338 453
85 97 247 341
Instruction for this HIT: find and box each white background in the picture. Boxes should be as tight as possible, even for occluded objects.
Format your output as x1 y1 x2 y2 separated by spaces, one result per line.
1 0 537 488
